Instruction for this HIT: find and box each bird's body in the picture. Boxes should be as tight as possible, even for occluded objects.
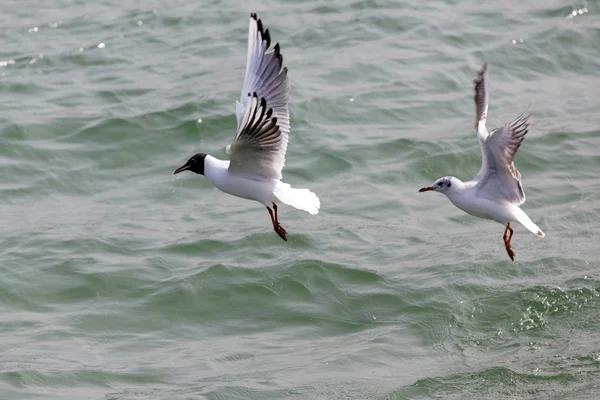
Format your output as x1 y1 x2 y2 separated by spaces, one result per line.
203 155 275 203
419 64 544 260
201 154 319 215
174 14 319 240
442 179 504 220
437 177 540 233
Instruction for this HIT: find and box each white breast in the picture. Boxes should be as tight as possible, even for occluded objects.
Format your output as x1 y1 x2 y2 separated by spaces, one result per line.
448 189 517 224
203 155 277 205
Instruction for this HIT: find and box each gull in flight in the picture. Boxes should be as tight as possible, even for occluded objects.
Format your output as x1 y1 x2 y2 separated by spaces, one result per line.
175 13 320 241
419 63 545 261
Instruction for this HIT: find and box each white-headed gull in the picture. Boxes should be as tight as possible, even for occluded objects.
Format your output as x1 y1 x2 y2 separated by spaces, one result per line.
175 13 320 241
419 63 545 261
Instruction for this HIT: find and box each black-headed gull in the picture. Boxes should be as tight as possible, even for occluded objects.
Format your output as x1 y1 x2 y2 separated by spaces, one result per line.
175 13 320 241
419 63 545 261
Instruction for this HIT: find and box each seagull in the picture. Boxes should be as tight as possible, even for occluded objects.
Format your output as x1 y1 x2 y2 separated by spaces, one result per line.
174 13 320 241
419 63 545 261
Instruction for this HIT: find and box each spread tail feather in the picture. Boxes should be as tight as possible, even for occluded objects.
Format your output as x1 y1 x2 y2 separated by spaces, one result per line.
513 207 545 237
274 182 320 215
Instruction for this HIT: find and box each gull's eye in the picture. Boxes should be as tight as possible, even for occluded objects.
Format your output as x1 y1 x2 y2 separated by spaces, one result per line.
438 182 443 187
190 158 196 164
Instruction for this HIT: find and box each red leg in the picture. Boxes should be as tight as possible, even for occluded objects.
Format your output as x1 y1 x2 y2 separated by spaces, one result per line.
267 206 276 227
267 204 287 241
503 222 515 261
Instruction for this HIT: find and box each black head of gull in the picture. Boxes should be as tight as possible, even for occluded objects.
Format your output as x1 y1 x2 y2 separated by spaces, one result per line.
174 153 207 175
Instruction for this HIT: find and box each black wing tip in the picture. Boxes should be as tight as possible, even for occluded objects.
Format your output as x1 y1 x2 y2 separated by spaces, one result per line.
516 111 532 125
273 42 284 67
257 18 264 35
510 112 531 139
473 63 488 129
476 63 488 79
253 14 271 49
474 63 487 85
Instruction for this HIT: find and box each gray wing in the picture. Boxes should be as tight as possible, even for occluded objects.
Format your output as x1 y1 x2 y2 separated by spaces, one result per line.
227 13 290 179
473 63 490 182
228 93 285 179
474 112 530 205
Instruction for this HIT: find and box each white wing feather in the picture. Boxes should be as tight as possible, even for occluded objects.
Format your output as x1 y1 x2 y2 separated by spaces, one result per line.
227 13 290 179
473 63 490 182
475 113 530 205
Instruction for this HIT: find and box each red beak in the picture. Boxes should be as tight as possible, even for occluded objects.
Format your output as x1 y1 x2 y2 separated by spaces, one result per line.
174 165 190 174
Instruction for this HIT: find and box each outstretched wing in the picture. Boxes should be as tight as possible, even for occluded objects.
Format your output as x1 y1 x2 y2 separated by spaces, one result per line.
229 93 285 179
473 63 490 182
474 112 530 205
227 13 290 180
